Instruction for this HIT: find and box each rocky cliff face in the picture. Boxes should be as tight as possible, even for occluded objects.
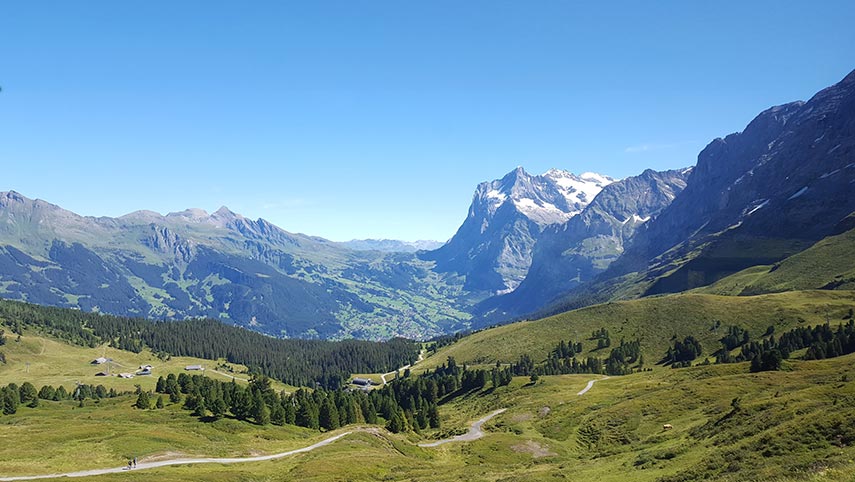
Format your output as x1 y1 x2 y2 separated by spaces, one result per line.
609 69 855 294
476 168 689 319
422 167 614 293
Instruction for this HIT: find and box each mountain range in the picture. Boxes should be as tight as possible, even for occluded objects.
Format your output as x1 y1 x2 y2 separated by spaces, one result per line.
341 239 444 253
531 67 855 319
0 68 853 340
421 168 616 294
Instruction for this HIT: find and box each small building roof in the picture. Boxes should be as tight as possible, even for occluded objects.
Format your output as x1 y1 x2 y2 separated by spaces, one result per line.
185 365 204 370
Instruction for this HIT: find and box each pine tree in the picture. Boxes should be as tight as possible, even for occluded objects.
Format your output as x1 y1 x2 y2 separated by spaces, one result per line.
428 404 441 428
251 391 271 426
135 391 150 410
193 397 207 417
38 385 56 400
19 382 38 406
296 398 319 429
270 402 286 426
155 376 166 393
386 410 404 433
283 400 297 425
210 397 227 420
319 398 340 431
230 388 252 420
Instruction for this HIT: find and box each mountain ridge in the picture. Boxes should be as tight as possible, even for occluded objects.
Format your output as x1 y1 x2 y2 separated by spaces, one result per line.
421 167 615 293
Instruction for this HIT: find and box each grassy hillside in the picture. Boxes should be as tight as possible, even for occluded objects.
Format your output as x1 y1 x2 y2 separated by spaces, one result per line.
421 290 855 370
696 227 855 296
1 353 853 481
0 331 293 393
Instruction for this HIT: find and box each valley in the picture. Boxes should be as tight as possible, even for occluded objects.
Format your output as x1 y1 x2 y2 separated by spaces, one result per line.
2 7 854 481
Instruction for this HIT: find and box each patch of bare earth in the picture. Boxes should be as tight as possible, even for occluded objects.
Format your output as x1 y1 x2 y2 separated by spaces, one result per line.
511 440 556 458
511 413 533 423
141 451 188 462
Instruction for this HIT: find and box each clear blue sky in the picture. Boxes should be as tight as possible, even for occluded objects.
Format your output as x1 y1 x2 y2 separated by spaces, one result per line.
1 1 853 241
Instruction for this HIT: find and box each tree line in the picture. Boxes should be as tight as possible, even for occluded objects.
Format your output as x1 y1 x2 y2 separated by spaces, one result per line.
664 317 855 372
714 320 855 372
0 299 418 388
0 381 127 415
508 337 642 377
144 371 446 434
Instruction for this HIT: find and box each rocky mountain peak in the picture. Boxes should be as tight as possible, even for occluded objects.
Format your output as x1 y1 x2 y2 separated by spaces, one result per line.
472 167 615 227
165 208 210 223
424 166 615 293
0 191 27 205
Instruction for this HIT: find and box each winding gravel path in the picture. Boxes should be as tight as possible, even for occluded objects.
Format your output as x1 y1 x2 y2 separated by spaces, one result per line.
577 376 608 396
0 376 605 480
418 408 507 447
0 431 354 481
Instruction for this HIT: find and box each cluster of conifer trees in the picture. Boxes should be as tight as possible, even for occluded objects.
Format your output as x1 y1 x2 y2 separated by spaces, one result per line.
664 336 703 367
0 381 123 415
513 337 642 376
148 372 443 434
713 320 855 372
591 328 612 349
0 299 417 388
151 373 378 430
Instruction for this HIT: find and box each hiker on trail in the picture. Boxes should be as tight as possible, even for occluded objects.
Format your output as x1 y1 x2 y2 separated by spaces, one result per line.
133 457 137 468
128 460 132 470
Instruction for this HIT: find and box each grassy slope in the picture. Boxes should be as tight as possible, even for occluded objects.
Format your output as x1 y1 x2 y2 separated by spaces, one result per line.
421 290 855 370
0 331 293 393
1 355 853 481
696 227 855 296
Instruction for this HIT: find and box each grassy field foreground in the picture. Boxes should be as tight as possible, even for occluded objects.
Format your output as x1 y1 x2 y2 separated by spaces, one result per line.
0 352 854 481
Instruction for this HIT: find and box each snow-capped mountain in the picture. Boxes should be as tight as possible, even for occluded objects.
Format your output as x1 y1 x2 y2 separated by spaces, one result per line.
421 167 615 293
475 167 615 226
475 168 690 321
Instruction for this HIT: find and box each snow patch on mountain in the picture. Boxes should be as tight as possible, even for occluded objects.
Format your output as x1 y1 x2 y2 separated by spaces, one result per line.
473 167 615 226
543 169 616 213
745 199 769 216
787 187 808 200
622 214 652 224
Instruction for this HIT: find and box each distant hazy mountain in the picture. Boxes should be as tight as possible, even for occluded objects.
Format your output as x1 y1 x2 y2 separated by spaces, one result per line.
421 167 615 293
0 193 477 340
342 239 444 253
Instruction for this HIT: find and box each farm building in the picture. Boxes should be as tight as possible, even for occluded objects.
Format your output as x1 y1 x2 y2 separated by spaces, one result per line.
94 372 109 377
185 365 204 371
351 377 375 386
91 357 112 365
118 373 134 379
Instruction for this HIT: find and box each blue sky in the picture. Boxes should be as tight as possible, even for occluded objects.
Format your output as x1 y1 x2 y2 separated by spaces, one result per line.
1 2 853 241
